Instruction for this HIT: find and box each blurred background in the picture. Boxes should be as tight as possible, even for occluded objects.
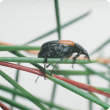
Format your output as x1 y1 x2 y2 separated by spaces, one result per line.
0 0 110 110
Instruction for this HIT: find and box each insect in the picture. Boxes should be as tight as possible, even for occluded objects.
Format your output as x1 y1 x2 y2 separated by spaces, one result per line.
38 40 90 78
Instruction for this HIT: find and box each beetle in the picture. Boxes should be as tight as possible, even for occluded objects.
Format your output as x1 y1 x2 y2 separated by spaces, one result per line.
38 40 90 78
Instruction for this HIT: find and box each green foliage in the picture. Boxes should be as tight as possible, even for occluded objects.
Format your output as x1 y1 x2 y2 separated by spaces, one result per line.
0 1 110 110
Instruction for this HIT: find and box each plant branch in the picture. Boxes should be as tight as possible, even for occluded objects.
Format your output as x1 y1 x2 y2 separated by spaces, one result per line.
0 85 68 110
0 57 97 64
0 69 48 110
0 62 110 108
24 10 91 45
0 45 40 51
0 96 33 110
0 62 110 98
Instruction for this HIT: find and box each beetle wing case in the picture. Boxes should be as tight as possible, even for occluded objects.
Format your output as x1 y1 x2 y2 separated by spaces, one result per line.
38 40 74 58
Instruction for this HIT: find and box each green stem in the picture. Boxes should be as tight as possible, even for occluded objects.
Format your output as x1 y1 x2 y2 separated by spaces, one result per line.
49 83 57 110
10 51 52 76
0 57 97 64
99 63 110 69
86 75 92 110
0 96 33 110
81 64 110 81
0 70 48 110
47 75 110 109
95 87 110 93
54 0 61 40
90 37 110 55
11 62 20 110
24 10 91 45
0 84 68 110
50 70 105 76
0 45 40 51
1 51 110 109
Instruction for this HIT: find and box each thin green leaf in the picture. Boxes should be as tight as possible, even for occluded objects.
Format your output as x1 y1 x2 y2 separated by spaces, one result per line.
47 75 110 109
49 83 57 110
9 51 52 76
50 70 105 76
86 75 93 110
0 45 40 51
96 87 110 93
81 64 110 81
99 63 110 69
11 62 20 110
54 0 61 40
0 84 68 110
0 96 33 110
0 70 48 110
89 92 100 100
90 37 110 55
1 51 110 109
0 57 97 64
24 10 91 45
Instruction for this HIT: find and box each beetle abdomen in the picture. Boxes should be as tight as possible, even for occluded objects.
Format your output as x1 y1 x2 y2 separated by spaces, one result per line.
38 43 73 58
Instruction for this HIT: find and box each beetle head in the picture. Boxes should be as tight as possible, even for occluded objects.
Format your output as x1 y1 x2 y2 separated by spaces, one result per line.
84 50 90 60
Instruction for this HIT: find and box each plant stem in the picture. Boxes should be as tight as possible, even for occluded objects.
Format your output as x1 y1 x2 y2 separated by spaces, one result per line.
0 45 40 51
0 96 33 110
0 84 68 110
50 70 105 76
81 64 110 81
24 10 91 45
0 70 48 110
90 37 110 55
1 61 110 98
0 57 97 64
47 75 110 109
54 0 61 40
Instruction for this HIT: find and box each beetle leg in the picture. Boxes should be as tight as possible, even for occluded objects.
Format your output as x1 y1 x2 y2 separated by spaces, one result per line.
72 51 81 68
51 55 68 75
35 58 47 81
85 54 90 61
43 57 47 79
46 63 51 68
87 56 91 61
84 55 90 60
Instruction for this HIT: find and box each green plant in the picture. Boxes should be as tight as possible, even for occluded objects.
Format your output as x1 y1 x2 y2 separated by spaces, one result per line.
0 1 110 110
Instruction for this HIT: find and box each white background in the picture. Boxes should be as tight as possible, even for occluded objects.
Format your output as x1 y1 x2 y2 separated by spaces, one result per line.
0 0 110 110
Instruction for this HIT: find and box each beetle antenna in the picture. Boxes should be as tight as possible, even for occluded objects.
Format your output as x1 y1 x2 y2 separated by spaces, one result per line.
43 58 47 80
